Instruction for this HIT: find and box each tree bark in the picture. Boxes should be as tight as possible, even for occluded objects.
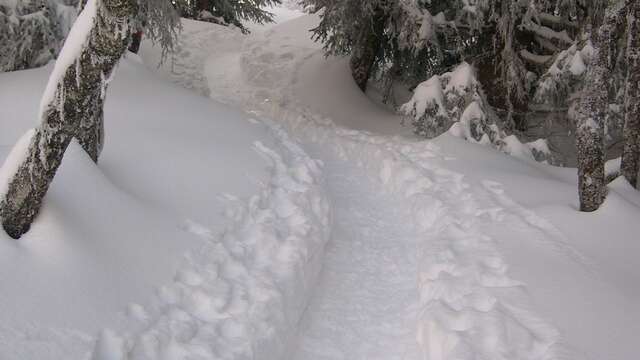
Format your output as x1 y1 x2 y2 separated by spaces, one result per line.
574 17 615 212
75 0 106 163
0 0 136 239
349 6 387 92
77 101 105 162
621 2 640 188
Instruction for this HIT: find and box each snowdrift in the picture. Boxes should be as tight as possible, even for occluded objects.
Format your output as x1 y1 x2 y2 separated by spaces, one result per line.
0 54 330 358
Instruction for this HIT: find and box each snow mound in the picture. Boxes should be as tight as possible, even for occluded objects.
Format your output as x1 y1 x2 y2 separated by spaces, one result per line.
97 119 331 360
0 52 282 357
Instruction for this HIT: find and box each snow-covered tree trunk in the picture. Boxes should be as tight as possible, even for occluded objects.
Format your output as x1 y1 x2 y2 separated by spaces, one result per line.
75 0 105 163
574 21 613 211
350 6 386 92
621 1 640 188
0 0 136 239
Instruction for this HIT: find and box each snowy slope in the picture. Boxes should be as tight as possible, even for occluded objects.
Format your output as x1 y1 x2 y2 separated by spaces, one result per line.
156 14 640 360
0 7 638 360
0 54 296 358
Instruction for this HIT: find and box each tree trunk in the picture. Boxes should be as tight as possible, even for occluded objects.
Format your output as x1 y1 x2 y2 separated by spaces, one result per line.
349 7 387 92
574 19 615 212
621 2 640 188
77 101 105 162
0 0 136 239
75 0 106 163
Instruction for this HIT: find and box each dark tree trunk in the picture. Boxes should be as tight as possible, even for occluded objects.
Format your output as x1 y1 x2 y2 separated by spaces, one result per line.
621 2 640 188
195 0 210 13
0 0 136 239
574 2 630 211
77 101 105 162
574 20 612 211
128 30 143 53
349 7 387 92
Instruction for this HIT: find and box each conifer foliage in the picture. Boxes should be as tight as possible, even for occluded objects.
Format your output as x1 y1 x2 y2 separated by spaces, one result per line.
176 0 282 33
0 0 78 72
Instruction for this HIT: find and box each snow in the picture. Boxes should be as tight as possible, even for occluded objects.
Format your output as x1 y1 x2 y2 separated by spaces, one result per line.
0 50 282 358
569 52 587 76
605 156 622 177
402 75 446 119
432 12 447 25
1 6 639 360
0 128 34 200
444 61 476 93
401 61 478 122
187 14 637 360
108 119 330 360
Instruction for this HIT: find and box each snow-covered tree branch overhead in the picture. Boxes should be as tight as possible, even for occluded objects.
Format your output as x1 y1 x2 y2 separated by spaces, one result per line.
137 0 182 59
175 0 282 33
0 0 138 239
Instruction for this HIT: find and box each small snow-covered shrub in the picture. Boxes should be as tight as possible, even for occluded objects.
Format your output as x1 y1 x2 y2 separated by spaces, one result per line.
401 62 500 142
402 62 552 161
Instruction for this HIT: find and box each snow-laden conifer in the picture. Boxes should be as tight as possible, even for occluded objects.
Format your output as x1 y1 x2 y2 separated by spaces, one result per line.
176 0 282 33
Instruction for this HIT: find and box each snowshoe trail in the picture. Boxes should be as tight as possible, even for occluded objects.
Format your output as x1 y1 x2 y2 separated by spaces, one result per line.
144 14 566 360
291 151 421 360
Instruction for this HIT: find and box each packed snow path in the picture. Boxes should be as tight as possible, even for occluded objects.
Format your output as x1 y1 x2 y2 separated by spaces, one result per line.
291 150 421 360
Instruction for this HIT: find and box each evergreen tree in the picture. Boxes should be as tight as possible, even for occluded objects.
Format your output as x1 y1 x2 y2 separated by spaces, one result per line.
302 0 392 91
177 0 281 33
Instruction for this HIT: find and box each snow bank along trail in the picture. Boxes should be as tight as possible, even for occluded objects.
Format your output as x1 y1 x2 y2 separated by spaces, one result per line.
92 119 331 359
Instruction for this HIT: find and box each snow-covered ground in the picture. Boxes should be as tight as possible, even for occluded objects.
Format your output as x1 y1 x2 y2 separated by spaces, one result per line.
0 35 327 358
150 13 640 360
1 6 639 360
